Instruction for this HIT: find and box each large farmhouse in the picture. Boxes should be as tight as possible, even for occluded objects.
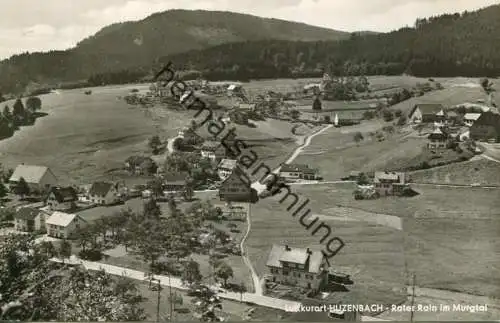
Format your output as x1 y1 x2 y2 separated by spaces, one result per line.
9 164 57 194
470 111 500 143
408 104 446 124
266 244 329 292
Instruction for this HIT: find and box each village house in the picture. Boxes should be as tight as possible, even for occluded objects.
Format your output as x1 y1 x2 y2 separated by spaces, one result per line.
408 103 446 124
470 111 500 143
124 156 157 175
217 159 238 181
227 84 243 96
427 127 449 149
464 113 482 127
373 171 410 196
9 164 57 194
200 140 227 161
14 207 47 232
163 172 189 194
279 164 320 181
45 211 86 239
45 186 78 211
88 182 121 205
265 244 329 292
218 167 254 202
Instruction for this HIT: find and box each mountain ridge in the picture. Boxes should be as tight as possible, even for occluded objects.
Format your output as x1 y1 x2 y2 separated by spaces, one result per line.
0 9 350 94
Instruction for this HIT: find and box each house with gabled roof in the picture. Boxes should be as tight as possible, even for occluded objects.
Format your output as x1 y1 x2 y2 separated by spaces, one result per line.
266 244 329 291
373 171 409 196
88 182 120 205
45 211 86 239
45 186 78 211
464 113 482 127
125 156 157 175
470 111 500 143
14 207 47 232
279 164 320 181
9 164 57 194
427 127 449 150
163 171 189 193
200 140 226 161
217 159 238 181
218 166 255 203
408 103 446 124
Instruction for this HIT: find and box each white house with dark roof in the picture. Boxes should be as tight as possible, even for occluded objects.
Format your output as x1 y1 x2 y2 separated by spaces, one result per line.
266 244 329 291
45 211 86 239
217 159 238 180
88 182 120 205
9 164 57 193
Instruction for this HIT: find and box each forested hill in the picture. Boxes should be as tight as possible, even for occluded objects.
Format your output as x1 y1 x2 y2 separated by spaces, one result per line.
0 10 349 94
163 5 500 80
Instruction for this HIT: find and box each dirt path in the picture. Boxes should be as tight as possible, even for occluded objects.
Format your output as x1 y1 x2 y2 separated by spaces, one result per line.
239 203 262 295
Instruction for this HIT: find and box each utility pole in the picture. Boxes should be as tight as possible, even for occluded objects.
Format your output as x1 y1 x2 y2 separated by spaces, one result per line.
152 278 160 323
410 273 416 323
169 275 173 322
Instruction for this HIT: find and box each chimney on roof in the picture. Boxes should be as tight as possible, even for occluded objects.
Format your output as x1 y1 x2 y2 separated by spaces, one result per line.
285 245 291 251
306 248 312 255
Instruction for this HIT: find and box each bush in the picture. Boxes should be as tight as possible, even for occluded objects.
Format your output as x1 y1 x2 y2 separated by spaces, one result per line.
362 111 376 120
78 249 103 261
382 109 394 122
395 109 402 117
420 161 431 169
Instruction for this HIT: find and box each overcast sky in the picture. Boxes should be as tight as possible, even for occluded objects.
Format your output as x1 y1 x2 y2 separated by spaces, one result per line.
0 0 498 59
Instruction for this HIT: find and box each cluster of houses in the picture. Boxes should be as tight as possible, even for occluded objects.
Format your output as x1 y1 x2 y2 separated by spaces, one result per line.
408 103 500 144
8 164 125 239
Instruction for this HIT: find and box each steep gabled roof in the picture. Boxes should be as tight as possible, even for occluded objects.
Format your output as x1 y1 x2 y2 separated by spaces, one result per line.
464 113 482 121
374 171 405 183
9 164 55 184
15 207 43 221
47 186 78 203
46 211 83 227
201 140 221 151
217 159 237 170
410 103 444 117
88 182 115 196
266 244 325 274
472 111 500 127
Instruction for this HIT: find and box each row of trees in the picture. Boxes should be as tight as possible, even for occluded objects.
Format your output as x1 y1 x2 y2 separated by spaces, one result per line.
0 97 42 139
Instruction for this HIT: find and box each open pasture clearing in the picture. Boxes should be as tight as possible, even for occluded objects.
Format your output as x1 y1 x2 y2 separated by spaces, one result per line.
274 184 500 298
294 123 473 180
410 157 500 185
390 81 493 115
0 85 190 185
293 124 425 180
247 182 407 304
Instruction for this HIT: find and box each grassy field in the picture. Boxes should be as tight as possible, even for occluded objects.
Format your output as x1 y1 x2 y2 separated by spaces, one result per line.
293 123 422 180
410 157 500 185
247 183 500 298
0 85 188 185
247 182 407 305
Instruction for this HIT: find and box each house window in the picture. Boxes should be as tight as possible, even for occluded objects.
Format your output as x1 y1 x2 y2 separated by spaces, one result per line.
282 270 289 276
